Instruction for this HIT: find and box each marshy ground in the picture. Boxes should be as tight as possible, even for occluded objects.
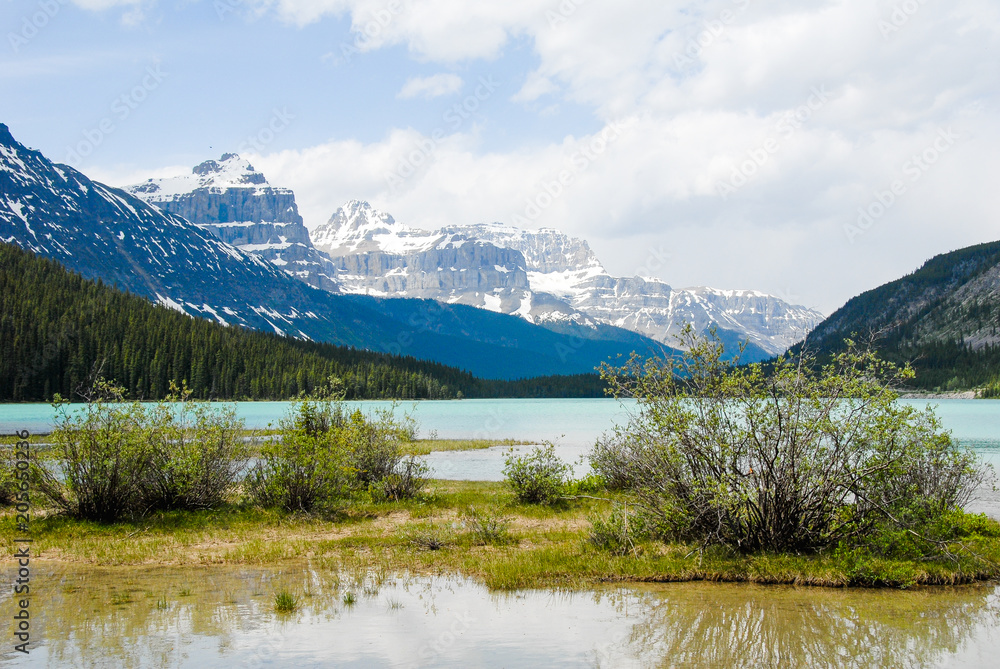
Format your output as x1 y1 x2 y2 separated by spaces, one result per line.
4 439 1000 591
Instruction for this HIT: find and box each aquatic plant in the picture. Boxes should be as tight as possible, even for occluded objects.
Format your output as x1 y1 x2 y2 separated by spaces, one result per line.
274 590 297 613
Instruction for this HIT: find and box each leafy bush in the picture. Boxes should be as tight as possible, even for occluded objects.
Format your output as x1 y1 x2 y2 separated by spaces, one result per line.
34 380 253 521
0 447 18 506
564 472 607 496
143 386 249 510
594 327 991 555
503 444 570 505
247 394 426 510
589 437 638 491
246 397 353 512
349 409 405 485
371 456 429 502
34 381 156 522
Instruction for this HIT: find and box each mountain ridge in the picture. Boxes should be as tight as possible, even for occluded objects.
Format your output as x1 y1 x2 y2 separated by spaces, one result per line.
1 123 673 380
798 239 1000 392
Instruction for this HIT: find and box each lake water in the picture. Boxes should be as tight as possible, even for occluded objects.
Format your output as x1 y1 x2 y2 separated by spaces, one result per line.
5 398 1000 482
4 400 1000 665
2 562 998 668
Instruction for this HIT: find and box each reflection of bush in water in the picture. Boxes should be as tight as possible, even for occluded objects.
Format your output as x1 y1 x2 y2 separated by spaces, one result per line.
34 565 375 667
620 583 1000 668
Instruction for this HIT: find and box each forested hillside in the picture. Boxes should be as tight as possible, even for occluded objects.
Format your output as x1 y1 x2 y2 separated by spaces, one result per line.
0 243 606 401
798 240 1000 393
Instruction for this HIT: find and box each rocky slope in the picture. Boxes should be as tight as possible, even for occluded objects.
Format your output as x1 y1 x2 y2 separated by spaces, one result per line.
803 240 1000 353
1 124 671 379
127 155 339 292
313 201 824 357
312 200 582 323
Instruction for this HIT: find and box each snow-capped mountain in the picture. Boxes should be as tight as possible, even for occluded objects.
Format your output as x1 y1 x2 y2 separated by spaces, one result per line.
0 125 371 343
126 155 339 292
312 201 824 356
312 200 582 323
2 124 673 379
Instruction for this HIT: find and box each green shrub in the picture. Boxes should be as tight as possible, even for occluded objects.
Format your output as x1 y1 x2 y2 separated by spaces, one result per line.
564 472 606 496
35 381 156 522
0 448 17 506
348 409 403 485
371 456 429 502
246 397 353 512
595 326 992 556
247 394 426 510
143 387 249 510
503 444 570 505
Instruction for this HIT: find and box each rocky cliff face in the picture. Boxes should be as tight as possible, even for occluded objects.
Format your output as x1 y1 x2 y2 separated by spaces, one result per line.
0 125 362 342
126 155 339 292
312 201 824 356
312 201 583 322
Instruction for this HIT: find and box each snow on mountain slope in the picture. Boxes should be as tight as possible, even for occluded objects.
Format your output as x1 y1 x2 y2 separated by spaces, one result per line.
312 201 586 324
127 155 339 292
3 124 682 380
0 124 377 345
312 201 824 355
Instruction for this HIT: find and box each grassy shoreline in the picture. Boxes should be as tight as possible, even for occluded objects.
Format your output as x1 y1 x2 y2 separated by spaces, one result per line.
4 479 999 591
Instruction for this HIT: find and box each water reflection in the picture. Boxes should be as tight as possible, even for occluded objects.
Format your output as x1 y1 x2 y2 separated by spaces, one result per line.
2 564 998 667
619 582 1000 668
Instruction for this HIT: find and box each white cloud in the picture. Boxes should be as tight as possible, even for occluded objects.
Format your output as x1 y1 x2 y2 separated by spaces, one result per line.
397 73 463 100
79 0 1000 313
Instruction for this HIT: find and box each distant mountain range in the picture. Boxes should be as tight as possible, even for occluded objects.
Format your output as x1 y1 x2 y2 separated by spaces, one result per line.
10 123 998 392
126 154 823 360
0 123 671 380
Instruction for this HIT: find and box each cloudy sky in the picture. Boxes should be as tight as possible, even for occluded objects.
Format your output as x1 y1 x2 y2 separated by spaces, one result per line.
2 0 997 314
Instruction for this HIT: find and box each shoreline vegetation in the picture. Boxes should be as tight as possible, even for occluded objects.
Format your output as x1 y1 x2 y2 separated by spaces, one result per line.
5 338 999 593
3 476 1000 590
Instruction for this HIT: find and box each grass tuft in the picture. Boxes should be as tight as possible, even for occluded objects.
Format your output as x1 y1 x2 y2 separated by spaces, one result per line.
274 590 298 613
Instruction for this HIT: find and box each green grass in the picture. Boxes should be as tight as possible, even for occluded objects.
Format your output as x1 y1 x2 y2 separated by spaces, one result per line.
3 480 999 590
400 438 520 456
274 590 298 613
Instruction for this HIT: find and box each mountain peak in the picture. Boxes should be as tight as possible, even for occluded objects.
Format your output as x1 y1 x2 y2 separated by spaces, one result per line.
189 153 266 185
126 153 271 201
326 200 398 232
